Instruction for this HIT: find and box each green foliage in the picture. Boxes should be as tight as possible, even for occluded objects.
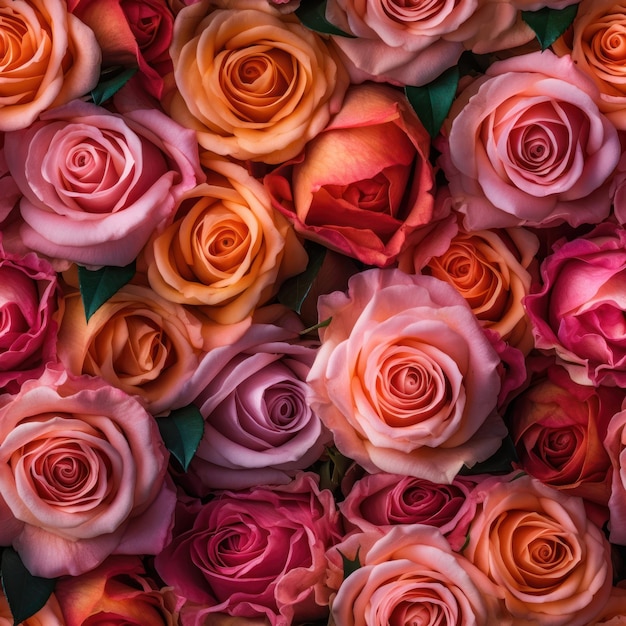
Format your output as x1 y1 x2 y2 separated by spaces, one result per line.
1 548 56 626
317 445 353 496
78 261 136 321
522 5 579 50
337 547 361 579
156 404 205 471
295 0 355 37
91 66 138 106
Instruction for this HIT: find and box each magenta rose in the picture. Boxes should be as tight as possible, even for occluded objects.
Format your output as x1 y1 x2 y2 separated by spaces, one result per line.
154 472 342 626
4 96 202 268
525 221 626 387
439 50 620 230
0 364 176 578
265 83 437 267
0 244 60 393
179 308 330 491
307 268 506 483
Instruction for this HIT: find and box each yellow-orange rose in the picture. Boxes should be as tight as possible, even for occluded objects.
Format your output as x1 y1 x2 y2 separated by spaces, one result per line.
0 0 101 131
142 156 308 324
165 0 348 163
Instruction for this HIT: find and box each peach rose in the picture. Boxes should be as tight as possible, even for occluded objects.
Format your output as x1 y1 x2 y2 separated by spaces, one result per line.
0 0 100 131
307 268 506 483
440 50 621 230
143 156 308 324
464 474 612 625
553 0 626 129
165 0 348 163
603 401 626 545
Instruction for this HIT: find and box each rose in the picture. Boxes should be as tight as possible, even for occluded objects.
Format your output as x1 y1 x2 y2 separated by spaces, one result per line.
586 587 626 625
307 268 506 484
4 97 202 268
464 473 612 625
154 473 342 626
0 365 176 578
69 0 175 99
178 307 330 492
553 0 626 130
0 0 100 131
143 156 308 324
56 283 248 415
439 50 621 230
0 244 61 394
56 556 183 626
400 221 539 354
508 360 620 512
602 402 626 545
164 0 349 164
265 83 437 267
525 222 626 387
328 525 506 626
339 471 477 550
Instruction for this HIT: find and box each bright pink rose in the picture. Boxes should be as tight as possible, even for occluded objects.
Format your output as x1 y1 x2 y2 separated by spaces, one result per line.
328 525 506 626
265 83 437 267
464 473 612 626
603 401 626 545
0 365 176 578
440 50 621 230
0 245 61 393
154 473 342 626
178 308 330 491
56 556 183 626
307 268 506 483
4 97 202 268
525 221 626 387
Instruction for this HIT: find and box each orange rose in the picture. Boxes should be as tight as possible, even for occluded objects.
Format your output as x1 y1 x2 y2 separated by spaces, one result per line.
142 156 308 324
0 0 101 131
164 0 348 163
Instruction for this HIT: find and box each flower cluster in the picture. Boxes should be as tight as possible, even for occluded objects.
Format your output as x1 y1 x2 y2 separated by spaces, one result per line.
2 0 626 625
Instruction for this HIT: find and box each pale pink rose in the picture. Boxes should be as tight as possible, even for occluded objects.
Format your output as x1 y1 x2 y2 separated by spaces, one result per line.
440 50 621 230
611 148 626 224
0 244 61 393
525 221 626 387
154 473 342 626
4 97 203 268
0 365 176 578
265 83 437 267
307 268 506 484
602 401 626 545
56 555 183 626
328 525 507 626
464 473 612 626
0 0 101 131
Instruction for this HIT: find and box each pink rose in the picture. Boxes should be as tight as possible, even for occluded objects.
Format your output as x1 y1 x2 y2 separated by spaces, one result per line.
0 365 176 578
4 97 202 268
440 50 621 230
328 525 506 626
0 245 61 393
265 83 437 267
525 221 626 387
465 473 612 625
307 268 506 483
178 308 330 491
603 401 626 545
154 473 342 626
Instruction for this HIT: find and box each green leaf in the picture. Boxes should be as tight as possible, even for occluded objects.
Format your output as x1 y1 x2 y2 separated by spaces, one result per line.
337 547 361 579
78 261 136 321
277 241 327 314
91 66 138 106
299 317 332 337
405 65 460 139
295 0 355 37
522 5 578 50
1 548 56 626
459 433 519 476
156 404 205 471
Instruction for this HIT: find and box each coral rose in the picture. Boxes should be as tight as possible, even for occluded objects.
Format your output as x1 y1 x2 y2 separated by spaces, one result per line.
307 268 506 483
0 0 100 131
143 156 308 324
165 0 348 163
464 473 612 625
440 50 620 230
602 401 626 545
4 97 202 268
265 83 436 267
0 365 176 578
